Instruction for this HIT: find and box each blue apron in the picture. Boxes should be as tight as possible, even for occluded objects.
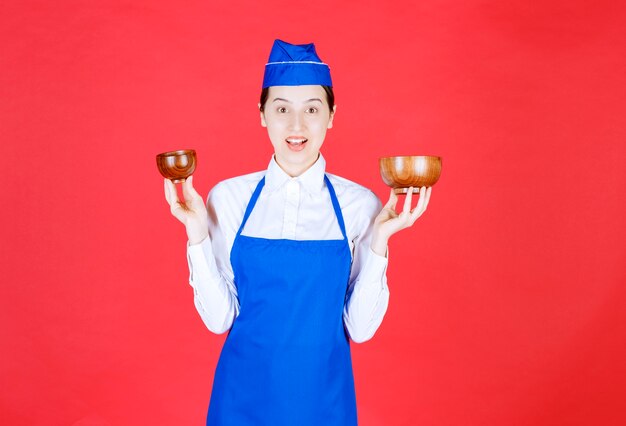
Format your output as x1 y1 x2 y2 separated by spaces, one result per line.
207 175 357 425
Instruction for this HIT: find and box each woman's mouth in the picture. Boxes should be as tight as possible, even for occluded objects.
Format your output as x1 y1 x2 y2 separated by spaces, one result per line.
286 137 308 152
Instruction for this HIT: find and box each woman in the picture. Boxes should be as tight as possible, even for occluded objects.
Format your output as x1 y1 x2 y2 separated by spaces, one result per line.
164 39 432 425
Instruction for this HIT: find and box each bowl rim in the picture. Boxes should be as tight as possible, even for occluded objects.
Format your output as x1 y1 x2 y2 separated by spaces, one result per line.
379 155 441 161
156 149 196 158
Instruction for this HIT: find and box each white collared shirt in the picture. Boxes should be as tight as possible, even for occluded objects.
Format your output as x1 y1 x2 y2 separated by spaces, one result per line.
186 154 389 343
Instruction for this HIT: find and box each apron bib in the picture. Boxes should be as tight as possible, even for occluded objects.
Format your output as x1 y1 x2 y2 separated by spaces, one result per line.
207 175 357 426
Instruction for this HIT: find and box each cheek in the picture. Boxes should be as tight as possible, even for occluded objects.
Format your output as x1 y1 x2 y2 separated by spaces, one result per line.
266 116 287 130
267 126 286 145
311 120 330 135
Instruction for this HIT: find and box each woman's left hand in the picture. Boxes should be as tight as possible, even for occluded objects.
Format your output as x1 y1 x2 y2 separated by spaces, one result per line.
370 186 432 256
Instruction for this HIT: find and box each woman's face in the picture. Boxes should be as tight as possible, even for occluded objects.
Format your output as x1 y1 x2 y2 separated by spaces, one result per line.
259 85 336 177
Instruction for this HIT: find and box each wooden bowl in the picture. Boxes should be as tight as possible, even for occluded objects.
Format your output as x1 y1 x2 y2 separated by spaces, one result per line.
379 155 442 194
156 149 197 183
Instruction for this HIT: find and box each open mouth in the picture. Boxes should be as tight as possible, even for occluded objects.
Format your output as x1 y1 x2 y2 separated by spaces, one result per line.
286 137 308 151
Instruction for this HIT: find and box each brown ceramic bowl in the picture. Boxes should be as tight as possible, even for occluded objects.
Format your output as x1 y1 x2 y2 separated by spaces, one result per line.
379 155 442 194
156 149 197 183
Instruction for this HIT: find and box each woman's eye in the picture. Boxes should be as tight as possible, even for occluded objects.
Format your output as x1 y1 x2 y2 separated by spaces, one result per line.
306 107 318 113
277 107 287 113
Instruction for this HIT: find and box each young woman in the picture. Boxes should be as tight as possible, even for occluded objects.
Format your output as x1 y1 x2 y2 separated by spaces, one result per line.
164 39 432 426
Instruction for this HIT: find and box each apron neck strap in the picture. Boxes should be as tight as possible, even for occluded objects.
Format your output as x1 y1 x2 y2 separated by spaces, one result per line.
236 176 266 237
324 175 348 240
236 174 348 241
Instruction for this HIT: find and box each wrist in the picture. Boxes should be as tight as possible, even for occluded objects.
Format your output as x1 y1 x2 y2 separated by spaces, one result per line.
370 233 389 257
188 229 209 246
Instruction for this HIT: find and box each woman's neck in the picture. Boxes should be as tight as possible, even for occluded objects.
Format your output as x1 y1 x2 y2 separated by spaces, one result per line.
274 153 320 177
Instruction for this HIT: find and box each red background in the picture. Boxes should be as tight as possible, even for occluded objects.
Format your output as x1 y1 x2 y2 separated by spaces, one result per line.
2 1 625 425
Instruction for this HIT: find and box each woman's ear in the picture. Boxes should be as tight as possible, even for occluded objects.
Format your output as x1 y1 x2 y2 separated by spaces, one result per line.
327 104 337 129
259 103 267 127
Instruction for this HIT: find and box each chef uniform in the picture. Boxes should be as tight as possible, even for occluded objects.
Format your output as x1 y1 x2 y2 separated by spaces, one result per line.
188 39 390 426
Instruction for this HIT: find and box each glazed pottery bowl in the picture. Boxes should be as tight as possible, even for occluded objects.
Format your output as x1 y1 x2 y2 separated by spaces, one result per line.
156 149 197 183
379 155 442 194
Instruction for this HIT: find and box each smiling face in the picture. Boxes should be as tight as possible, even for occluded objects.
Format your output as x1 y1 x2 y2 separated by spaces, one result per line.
259 85 336 177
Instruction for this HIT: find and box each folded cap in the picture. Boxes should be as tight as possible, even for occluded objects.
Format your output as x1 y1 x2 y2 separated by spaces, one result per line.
262 39 332 88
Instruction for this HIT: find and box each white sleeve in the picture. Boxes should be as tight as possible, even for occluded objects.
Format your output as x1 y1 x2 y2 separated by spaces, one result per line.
342 192 390 343
186 183 240 334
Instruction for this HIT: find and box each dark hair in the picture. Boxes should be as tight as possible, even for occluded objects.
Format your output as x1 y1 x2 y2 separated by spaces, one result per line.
259 85 335 113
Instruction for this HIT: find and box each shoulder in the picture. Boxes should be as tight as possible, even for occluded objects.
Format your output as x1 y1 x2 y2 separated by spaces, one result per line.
206 171 265 226
208 171 265 204
325 173 382 218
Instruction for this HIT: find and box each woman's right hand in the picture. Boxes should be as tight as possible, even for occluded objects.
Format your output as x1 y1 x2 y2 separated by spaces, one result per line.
164 175 209 245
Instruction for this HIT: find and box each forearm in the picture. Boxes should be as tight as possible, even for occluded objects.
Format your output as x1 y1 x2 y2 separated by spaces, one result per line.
343 248 390 343
187 238 239 334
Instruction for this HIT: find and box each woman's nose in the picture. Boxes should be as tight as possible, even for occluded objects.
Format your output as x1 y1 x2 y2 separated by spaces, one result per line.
289 112 304 132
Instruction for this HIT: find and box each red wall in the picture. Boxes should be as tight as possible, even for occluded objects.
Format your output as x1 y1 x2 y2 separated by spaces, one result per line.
2 1 625 425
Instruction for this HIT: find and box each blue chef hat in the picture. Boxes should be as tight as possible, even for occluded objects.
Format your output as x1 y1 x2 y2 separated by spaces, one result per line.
262 39 333 88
